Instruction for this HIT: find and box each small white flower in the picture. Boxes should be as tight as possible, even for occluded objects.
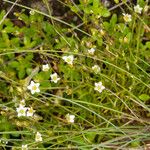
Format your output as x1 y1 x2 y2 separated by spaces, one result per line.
16 106 28 117
88 48 95 55
100 29 105 36
144 5 149 12
29 10 35 15
27 81 40 94
22 144 28 150
123 13 132 22
134 5 143 14
27 107 35 117
94 82 105 93
66 114 75 123
19 99 26 107
35 132 42 142
42 64 50 72
92 65 101 74
50 73 60 83
62 55 74 65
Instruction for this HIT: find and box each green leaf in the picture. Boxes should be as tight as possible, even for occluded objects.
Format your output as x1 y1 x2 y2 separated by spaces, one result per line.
41 80 51 88
146 42 150 49
34 71 51 81
4 26 15 33
43 22 55 35
101 8 111 17
114 0 119 3
11 37 20 47
110 14 117 27
25 53 34 61
19 13 29 24
26 68 33 75
10 61 19 68
18 68 26 79
2 32 10 47
24 36 31 46
130 140 140 147
93 0 99 9
137 0 146 7
7 53 15 59
139 94 150 101
0 10 5 20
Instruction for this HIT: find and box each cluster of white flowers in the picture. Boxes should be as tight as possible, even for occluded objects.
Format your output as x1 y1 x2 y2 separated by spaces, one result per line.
27 71 61 95
123 4 143 23
25 47 106 127
15 5 146 149
16 99 35 117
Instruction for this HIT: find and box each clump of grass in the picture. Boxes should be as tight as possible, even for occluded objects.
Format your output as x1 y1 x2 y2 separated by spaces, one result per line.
0 0 150 149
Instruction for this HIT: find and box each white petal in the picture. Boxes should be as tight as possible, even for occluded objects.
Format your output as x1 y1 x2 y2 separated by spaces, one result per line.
102 86 105 90
98 82 102 86
30 81 35 86
31 90 35 94
95 83 98 86
36 83 40 87
27 85 31 90
62 56 67 60
36 88 40 93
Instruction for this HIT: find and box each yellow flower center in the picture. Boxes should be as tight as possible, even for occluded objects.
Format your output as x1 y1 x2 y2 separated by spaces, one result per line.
32 85 37 91
19 109 25 114
29 108 33 113
124 15 130 22
66 58 71 63
36 135 41 140
97 86 101 91
53 76 57 81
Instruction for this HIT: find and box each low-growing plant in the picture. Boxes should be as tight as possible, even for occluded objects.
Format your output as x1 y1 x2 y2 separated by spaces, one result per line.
0 0 150 149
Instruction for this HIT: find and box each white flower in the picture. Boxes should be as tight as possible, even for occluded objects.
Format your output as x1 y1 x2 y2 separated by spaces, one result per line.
88 48 95 55
100 29 105 36
92 65 101 74
42 64 50 72
35 132 42 142
22 144 28 150
94 82 105 93
144 5 149 12
26 107 35 117
27 81 40 94
134 5 142 14
66 114 75 123
29 10 35 15
123 13 132 22
62 55 74 65
19 99 26 107
16 106 28 117
50 73 60 83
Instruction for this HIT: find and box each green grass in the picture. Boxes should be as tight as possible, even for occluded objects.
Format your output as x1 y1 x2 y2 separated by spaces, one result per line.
0 0 150 149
